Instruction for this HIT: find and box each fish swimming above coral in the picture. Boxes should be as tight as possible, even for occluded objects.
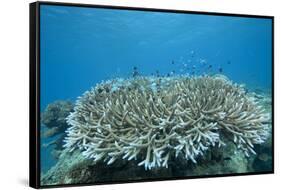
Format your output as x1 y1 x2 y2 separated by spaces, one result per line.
63 75 270 170
132 66 139 78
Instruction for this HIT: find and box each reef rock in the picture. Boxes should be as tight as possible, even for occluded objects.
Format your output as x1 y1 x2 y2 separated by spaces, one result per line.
41 100 74 154
41 138 251 185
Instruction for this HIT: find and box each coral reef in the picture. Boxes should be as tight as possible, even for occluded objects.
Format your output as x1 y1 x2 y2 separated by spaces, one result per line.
41 140 250 185
64 75 270 170
41 100 74 133
41 100 74 157
249 91 273 172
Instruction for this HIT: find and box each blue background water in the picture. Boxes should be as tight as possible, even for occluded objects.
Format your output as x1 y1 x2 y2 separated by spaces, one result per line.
40 5 272 173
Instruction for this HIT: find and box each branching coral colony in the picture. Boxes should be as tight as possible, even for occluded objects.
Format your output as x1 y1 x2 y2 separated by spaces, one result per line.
64 75 270 170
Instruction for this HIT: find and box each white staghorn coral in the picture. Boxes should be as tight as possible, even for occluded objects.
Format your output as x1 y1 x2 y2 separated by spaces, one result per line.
64 75 270 170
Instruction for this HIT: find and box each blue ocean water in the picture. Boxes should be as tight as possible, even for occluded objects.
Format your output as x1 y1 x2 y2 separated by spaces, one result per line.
39 5 272 173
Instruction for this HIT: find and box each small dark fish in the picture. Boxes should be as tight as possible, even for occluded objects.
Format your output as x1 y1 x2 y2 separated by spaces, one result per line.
218 67 223 73
227 60 231 65
171 60 175 65
132 71 139 77
223 157 231 161
208 65 212 69
167 73 170 77
156 70 159 74
133 66 137 70
191 71 195 75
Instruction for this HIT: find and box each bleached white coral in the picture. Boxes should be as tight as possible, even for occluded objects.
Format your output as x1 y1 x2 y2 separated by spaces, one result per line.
64 75 270 170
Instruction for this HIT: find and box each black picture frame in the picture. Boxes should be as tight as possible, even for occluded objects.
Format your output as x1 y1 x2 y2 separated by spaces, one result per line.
29 1 274 189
